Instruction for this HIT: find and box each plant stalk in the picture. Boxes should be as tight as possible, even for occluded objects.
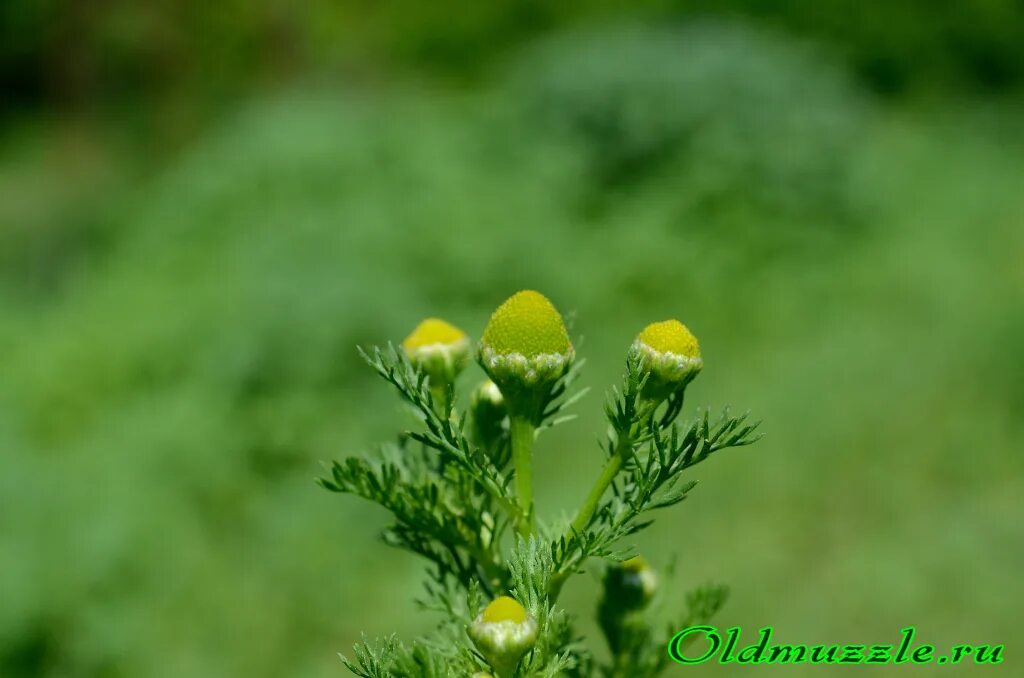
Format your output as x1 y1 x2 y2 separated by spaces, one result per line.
549 426 637 600
510 415 536 537
570 435 629 536
429 383 451 419
568 399 662 536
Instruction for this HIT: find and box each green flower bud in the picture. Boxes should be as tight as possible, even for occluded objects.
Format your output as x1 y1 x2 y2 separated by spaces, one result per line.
402 317 470 386
474 379 504 404
469 596 538 676
598 556 658 655
603 556 658 611
478 290 574 419
629 320 703 401
470 379 508 452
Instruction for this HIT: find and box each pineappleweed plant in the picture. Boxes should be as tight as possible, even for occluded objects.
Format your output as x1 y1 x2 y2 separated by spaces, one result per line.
319 290 761 677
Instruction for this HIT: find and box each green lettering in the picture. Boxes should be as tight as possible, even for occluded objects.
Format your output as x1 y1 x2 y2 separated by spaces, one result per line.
911 645 933 663
865 644 892 664
839 645 865 664
767 644 808 664
950 645 972 663
974 645 1003 665
736 627 773 664
894 627 915 663
720 626 740 663
808 645 838 664
668 625 721 665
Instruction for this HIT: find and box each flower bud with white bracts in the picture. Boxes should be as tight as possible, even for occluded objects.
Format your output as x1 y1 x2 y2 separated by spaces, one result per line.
629 319 702 403
478 290 573 421
468 596 538 677
402 317 470 408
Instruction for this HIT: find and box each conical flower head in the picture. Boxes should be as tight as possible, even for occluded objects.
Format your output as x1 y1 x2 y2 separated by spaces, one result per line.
630 319 703 400
401 317 470 385
637 320 700 360
478 291 574 411
469 596 538 675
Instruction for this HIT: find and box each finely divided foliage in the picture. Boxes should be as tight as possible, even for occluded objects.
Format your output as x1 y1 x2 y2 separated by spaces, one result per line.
319 296 761 677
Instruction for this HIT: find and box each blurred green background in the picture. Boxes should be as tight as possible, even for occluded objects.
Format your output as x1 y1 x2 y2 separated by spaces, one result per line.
2 2 1022 676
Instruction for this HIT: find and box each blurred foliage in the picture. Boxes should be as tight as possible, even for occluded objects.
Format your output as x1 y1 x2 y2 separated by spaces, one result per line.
3 0 1024 122
1 15 1023 678
505 22 866 223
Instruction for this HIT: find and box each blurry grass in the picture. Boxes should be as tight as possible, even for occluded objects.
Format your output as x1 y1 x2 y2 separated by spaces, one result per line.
1 23 1023 677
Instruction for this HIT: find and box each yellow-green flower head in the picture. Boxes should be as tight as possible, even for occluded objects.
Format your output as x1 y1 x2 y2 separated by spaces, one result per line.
478 290 574 395
630 319 703 400
469 596 537 675
402 317 470 384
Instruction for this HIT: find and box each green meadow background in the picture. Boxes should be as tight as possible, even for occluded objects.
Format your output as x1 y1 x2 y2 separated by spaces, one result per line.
2 3 1022 676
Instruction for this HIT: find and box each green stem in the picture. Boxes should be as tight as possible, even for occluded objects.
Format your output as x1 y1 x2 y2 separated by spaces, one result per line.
428 383 452 477
569 400 662 535
549 400 669 599
428 383 451 419
510 416 536 537
548 431 633 600
570 434 629 536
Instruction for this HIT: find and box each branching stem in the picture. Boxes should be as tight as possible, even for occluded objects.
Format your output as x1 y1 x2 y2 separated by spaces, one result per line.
570 399 660 536
570 435 629 536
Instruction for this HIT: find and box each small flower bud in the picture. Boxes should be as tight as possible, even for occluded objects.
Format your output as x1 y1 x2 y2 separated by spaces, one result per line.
629 320 703 401
470 379 508 451
473 379 505 407
469 596 538 675
598 556 658 654
603 556 658 611
478 290 574 419
402 317 470 386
